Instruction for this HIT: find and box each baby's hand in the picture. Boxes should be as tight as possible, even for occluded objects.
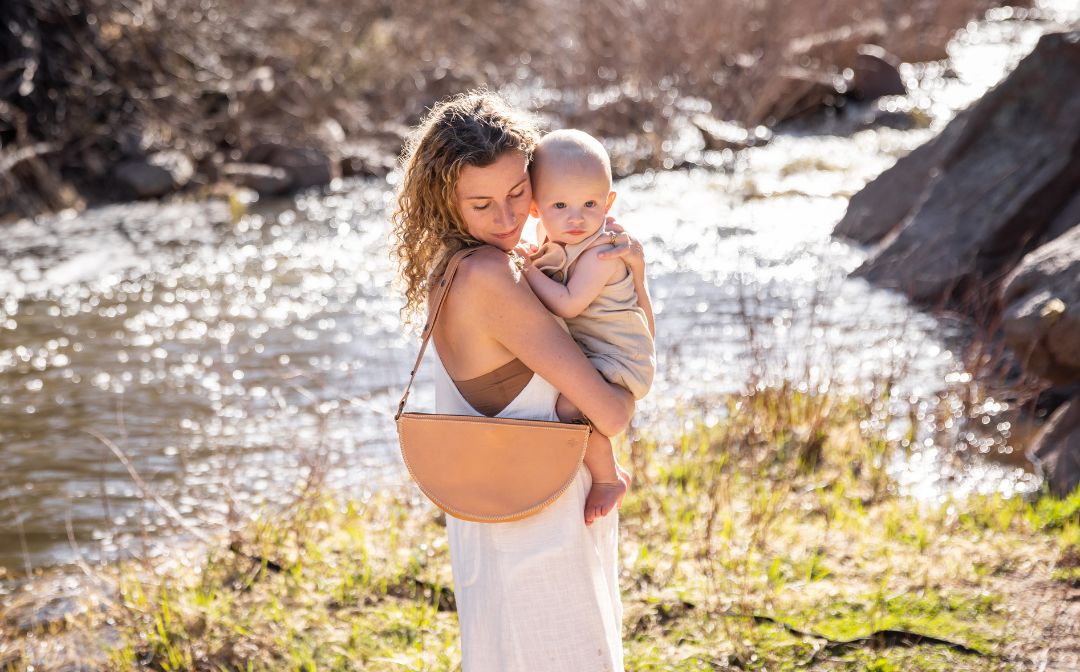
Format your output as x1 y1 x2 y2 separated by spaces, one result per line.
513 242 538 261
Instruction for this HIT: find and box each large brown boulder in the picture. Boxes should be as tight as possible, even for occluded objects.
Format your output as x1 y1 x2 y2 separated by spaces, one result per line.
1045 191 1080 243
843 31 1080 304
833 108 968 245
1030 400 1080 497
1000 225 1080 385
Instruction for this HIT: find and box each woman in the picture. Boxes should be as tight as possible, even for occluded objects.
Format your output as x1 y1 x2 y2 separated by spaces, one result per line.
392 91 651 671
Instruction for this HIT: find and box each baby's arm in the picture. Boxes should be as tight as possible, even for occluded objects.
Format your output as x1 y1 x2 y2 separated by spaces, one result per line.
523 248 621 319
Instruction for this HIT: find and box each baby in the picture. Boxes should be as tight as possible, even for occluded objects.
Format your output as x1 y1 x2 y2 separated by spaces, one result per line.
519 129 656 525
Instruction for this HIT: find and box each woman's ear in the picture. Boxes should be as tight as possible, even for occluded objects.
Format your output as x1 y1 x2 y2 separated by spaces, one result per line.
604 191 617 213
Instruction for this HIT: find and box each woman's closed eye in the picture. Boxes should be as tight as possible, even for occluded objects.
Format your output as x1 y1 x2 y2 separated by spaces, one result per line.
474 190 525 210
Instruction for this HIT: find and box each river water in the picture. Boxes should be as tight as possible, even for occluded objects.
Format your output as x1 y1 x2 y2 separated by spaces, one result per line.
1 3 1075 577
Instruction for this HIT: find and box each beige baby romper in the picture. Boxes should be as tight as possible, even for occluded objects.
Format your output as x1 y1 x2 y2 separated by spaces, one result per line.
531 226 655 400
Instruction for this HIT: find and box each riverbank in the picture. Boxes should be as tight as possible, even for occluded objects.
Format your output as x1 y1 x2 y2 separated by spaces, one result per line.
2 384 1078 670
2 0 1018 222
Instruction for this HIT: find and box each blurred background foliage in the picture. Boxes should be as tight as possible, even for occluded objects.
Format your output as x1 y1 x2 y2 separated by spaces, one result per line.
0 0 1006 218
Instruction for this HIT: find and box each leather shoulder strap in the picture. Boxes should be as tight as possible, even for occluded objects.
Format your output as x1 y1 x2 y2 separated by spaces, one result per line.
395 246 485 420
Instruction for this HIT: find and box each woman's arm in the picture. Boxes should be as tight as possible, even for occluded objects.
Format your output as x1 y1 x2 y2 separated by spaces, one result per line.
454 250 635 436
633 272 656 338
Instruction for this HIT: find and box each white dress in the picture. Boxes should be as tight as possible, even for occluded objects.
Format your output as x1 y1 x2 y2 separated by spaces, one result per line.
431 345 625 672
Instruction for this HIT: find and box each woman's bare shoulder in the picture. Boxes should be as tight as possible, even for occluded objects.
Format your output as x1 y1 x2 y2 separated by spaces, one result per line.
457 245 512 274
455 247 529 299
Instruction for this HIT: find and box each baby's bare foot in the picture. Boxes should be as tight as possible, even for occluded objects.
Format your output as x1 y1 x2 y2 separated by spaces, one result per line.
584 480 627 526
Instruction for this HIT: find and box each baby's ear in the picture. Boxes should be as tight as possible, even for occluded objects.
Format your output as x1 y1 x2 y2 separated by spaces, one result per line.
529 201 540 218
604 191 617 212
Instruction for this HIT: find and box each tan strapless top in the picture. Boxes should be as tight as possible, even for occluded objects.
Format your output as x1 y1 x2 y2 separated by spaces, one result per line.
453 358 535 417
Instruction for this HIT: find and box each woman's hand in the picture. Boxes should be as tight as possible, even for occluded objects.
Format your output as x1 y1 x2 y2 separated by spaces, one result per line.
598 216 655 338
596 216 645 281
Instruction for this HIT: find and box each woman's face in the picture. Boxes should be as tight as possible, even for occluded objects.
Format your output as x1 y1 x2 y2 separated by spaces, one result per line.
454 150 533 251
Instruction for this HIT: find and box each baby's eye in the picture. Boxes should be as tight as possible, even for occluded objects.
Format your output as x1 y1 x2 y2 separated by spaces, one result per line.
584 200 597 208
553 202 567 209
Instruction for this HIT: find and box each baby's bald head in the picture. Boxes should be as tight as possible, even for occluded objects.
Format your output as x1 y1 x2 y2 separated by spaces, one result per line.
530 129 612 193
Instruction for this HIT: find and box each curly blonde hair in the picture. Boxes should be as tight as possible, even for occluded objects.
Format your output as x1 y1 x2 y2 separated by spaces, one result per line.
391 90 539 323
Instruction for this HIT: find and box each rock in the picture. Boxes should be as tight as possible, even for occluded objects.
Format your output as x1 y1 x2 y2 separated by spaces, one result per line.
1036 383 1080 419
335 114 408 178
691 115 773 152
1000 225 1080 384
848 45 906 101
854 103 920 131
113 151 194 198
152 150 195 185
219 162 292 195
747 66 841 126
244 142 338 191
849 31 1080 304
340 138 399 178
6 154 84 216
80 147 108 178
115 125 150 157
833 107 969 244
1030 399 1080 497
1045 191 1080 244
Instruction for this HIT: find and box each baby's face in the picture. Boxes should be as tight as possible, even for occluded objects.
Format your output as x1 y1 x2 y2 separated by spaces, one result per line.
531 164 614 245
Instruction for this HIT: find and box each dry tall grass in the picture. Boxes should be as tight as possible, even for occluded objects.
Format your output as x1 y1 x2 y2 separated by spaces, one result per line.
2 0 1010 219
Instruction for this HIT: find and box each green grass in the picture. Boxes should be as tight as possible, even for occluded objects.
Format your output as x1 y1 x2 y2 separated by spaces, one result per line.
3 384 1075 671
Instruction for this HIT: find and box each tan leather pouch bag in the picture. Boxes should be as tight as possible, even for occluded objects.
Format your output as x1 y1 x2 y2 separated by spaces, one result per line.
395 248 591 523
